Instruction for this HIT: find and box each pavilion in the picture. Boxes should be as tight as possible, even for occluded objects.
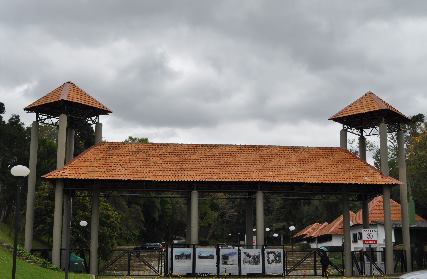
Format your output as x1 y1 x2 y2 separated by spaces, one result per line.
22 82 411 276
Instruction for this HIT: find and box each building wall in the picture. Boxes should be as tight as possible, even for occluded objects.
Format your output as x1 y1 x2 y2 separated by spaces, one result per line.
350 224 395 252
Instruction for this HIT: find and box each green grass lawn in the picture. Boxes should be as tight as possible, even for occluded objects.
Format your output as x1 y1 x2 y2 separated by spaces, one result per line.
0 246 91 279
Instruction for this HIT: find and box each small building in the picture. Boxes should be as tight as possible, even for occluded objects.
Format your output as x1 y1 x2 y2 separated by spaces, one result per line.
294 195 427 251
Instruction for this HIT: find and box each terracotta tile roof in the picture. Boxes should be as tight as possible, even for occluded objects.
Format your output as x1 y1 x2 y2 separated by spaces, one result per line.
330 91 406 120
354 195 426 224
316 211 358 236
294 223 323 238
24 81 111 115
43 142 400 185
294 222 329 238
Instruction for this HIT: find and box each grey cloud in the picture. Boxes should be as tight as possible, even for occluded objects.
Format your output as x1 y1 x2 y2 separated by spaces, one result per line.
1 0 427 136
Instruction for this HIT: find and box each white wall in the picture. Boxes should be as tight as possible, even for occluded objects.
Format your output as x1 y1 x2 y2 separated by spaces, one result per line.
350 224 395 252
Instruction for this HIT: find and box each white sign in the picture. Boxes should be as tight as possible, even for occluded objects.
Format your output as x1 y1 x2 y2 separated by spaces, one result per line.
264 249 284 275
195 247 217 274
362 229 378 244
240 248 262 275
172 248 193 274
219 248 239 275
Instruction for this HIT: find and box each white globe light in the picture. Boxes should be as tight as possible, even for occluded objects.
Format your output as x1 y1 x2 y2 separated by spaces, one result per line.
79 220 88 227
273 233 279 238
289 225 296 231
10 165 30 177
252 228 256 232
265 227 270 232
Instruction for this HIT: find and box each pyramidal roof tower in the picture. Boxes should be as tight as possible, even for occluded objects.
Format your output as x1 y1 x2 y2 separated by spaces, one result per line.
25 81 111 120
329 91 409 130
23 81 110 272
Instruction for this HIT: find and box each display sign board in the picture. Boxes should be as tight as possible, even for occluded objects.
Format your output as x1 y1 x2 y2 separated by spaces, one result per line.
264 249 284 275
219 248 239 275
240 248 262 275
172 248 193 274
362 229 378 244
195 247 217 275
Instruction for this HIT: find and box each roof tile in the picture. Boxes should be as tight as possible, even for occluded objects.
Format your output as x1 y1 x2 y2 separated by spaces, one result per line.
43 142 400 185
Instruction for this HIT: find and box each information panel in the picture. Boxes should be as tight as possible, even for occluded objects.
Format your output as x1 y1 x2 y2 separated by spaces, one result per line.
195 247 217 274
240 248 262 275
172 248 193 275
219 248 239 275
362 229 378 244
264 248 284 275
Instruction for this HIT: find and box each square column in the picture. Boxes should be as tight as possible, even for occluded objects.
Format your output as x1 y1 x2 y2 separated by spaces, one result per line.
186 196 191 243
24 121 39 252
397 128 411 271
342 195 352 277
52 114 67 266
340 128 347 149
380 121 393 274
245 193 254 246
190 190 199 244
61 128 75 268
255 191 264 246
90 122 102 275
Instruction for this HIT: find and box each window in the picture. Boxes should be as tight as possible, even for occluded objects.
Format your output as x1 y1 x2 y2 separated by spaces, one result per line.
358 232 362 240
352 233 358 243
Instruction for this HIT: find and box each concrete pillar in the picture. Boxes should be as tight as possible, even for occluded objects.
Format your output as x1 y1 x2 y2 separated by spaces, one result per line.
398 127 412 271
186 196 191 243
52 114 67 266
190 190 199 244
65 128 75 163
61 128 75 267
95 122 102 143
340 128 347 149
359 131 366 162
90 187 99 275
90 122 102 275
61 192 70 269
342 195 352 277
245 194 254 246
362 197 369 229
24 121 39 252
379 121 393 274
255 191 264 246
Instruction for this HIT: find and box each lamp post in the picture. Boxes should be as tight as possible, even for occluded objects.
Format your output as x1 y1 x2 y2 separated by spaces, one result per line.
10 165 30 279
289 225 295 253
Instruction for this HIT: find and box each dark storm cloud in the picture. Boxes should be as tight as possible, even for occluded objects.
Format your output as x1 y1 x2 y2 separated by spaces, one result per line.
1 0 426 134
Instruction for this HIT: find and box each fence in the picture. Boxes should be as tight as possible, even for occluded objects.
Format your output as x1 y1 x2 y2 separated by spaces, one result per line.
166 244 343 277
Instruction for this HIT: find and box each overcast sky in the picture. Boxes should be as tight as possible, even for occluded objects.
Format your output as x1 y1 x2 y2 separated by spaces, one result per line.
1 1 426 151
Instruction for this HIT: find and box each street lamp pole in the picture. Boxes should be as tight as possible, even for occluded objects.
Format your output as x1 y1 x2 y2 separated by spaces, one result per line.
10 165 30 279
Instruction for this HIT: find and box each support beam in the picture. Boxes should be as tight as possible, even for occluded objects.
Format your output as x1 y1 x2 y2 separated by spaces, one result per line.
186 196 191 243
245 193 254 246
52 114 67 266
95 122 102 143
340 128 347 149
342 195 352 277
90 122 102 275
380 121 393 274
362 197 369 229
255 191 264 246
359 131 366 162
61 192 70 269
398 127 412 272
90 187 99 275
61 128 75 268
24 121 39 252
190 190 199 244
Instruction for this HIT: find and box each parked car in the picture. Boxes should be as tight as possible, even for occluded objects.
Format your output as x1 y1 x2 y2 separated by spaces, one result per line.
135 242 164 251
400 270 427 279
